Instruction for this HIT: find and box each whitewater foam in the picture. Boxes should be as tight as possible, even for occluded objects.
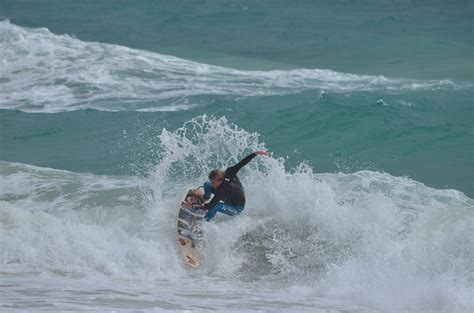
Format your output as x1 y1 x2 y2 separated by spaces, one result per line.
0 20 469 113
2 116 472 311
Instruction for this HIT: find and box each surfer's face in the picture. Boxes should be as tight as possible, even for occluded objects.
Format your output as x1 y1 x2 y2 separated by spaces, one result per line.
210 179 222 189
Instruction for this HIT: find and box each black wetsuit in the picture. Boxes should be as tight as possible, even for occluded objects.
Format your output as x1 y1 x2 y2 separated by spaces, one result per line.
203 152 257 214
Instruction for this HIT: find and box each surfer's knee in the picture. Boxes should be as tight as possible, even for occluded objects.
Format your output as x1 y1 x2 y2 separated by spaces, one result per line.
204 202 223 221
203 181 213 199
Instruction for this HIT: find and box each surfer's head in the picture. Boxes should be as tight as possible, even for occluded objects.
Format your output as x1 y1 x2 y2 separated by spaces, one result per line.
208 169 225 188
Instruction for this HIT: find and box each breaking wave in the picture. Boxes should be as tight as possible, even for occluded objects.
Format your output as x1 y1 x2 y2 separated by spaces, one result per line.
1 115 473 311
0 20 469 113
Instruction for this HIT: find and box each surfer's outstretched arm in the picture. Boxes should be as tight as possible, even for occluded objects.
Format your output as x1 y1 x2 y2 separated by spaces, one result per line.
225 150 268 178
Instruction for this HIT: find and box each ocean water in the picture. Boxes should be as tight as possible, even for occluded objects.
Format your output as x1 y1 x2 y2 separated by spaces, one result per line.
0 1 473 312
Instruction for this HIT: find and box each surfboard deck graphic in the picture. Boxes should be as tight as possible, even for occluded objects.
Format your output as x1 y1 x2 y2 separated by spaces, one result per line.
176 187 207 268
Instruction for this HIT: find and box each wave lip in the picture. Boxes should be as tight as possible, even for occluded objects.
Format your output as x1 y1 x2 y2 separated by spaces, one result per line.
1 20 470 113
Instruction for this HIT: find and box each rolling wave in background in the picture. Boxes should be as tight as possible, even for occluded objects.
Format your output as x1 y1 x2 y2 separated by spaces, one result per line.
0 20 469 113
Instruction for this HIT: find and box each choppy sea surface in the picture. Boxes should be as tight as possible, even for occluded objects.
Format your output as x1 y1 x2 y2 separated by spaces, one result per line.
0 1 473 312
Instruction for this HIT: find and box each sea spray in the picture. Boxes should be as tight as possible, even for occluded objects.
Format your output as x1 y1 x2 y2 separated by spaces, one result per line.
1 116 473 311
153 116 474 310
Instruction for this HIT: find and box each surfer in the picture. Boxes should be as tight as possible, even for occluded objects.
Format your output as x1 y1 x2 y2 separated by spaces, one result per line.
186 150 268 221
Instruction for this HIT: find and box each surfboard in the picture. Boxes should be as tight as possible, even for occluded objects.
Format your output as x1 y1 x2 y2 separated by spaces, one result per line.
176 187 207 268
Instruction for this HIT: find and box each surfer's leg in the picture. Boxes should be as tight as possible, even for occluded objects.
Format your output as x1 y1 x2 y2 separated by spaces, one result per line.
205 203 244 221
219 204 244 216
204 202 223 221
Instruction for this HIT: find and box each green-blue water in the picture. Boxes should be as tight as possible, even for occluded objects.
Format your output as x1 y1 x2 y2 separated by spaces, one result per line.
1 0 472 195
0 1 473 312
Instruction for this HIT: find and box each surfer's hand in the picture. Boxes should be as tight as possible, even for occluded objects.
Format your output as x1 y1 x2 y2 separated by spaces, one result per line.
255 150 268 156
192 188 204 197
183 201 193 209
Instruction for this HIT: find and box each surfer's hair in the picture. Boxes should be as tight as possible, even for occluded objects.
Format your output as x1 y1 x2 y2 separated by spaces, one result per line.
209 169 225 182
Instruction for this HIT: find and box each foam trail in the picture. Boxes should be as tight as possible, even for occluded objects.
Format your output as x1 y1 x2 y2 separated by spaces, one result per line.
0 161 186 280
0 20 468 113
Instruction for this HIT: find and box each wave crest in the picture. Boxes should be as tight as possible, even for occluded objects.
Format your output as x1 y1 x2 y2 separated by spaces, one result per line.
0 20 467 113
